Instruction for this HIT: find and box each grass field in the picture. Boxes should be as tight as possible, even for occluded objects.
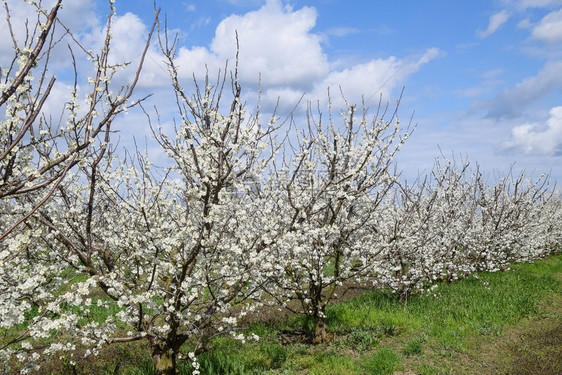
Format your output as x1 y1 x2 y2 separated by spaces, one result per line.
30 253 561 375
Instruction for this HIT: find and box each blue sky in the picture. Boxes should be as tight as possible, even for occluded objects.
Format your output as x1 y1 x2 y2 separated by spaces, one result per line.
3 0 562 185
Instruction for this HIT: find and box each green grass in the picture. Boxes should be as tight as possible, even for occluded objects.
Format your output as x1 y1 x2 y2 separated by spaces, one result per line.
403 335 425 356
20 253 562 375
361 346 400 374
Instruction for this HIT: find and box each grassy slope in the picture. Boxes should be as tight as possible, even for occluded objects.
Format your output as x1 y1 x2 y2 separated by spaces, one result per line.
30 253 562 375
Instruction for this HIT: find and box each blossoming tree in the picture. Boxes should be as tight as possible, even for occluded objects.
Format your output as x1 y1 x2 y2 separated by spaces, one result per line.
378 156 557 300
1 32 283 373
0 0 159 372
0 0 157 241
263 96 412 343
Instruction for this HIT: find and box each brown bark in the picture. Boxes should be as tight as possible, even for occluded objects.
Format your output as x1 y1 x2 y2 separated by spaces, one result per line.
312 310 328 344
153 346 177 375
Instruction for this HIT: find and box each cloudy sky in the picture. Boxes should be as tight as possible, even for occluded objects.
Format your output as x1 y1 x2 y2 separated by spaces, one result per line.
2 0 562 184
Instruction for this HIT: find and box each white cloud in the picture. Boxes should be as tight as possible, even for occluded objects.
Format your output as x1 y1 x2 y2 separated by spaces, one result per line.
0 1 167 87
482 68 505 79
499 0 562 11
40 81 76 118
169 0 331 102
168 0 440 112
0 0 96 67
455 69 505 98
58 0 98 33
224 0 265 6
510 0 562 9
312 48 442 109
506 106 562 154
319 58 401 99
517 18 533 28
375 24 394 35
13 0 437 122
210 0 329 89
531 8 562 43
477 10 511 38
476 59 562 119
105 13 149 64
323 27 360 38
196 16 211 28
173 46 223 81
81 11 168 89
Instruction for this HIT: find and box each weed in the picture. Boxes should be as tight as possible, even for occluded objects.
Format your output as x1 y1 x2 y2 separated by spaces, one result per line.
197 350 249 375
361 346 399 375
403 336 424 356
263 342 288 368
470 320 503 336
343 325 380 352
378 318 400 337
122 358 153 375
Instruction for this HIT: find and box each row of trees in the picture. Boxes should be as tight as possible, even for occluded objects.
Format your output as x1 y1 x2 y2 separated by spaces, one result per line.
1 1 560 374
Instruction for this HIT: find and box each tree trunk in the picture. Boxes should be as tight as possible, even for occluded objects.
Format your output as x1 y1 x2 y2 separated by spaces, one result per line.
153 347 176 375
312 311 328 344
